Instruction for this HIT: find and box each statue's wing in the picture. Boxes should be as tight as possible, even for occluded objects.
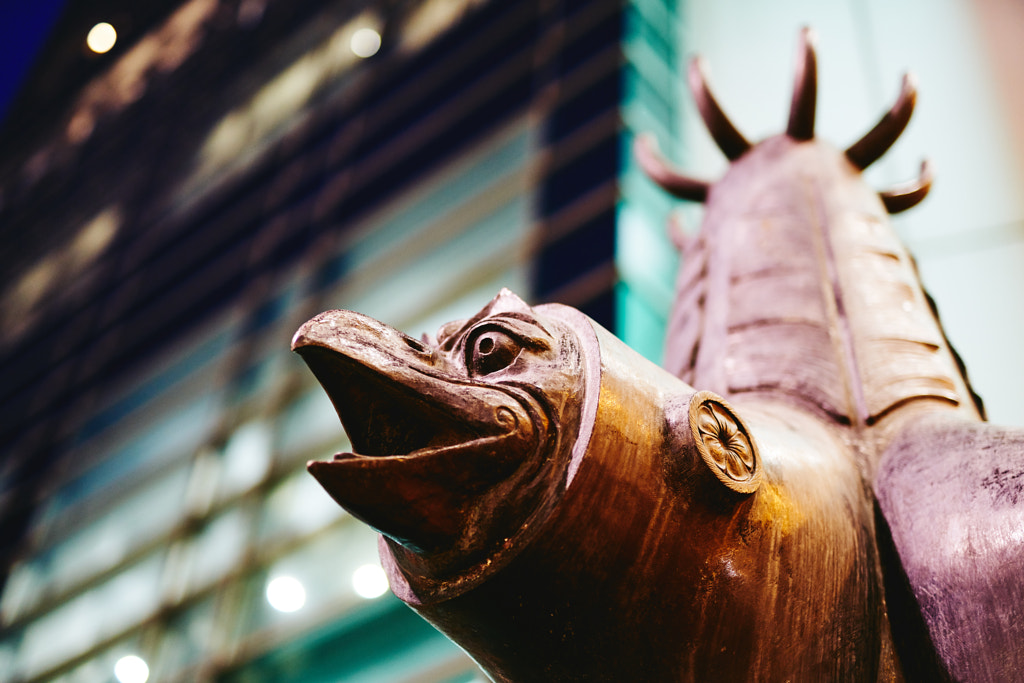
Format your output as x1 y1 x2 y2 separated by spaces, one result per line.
875 415 1024 683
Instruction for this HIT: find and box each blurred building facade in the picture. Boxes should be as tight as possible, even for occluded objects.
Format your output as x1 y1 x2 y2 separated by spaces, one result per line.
0 0 1021 682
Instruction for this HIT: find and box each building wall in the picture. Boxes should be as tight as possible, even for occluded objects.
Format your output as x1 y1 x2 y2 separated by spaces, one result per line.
0 0 627 680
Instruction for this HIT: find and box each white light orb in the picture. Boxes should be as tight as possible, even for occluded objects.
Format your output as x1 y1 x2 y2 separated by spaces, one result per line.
87 22 117 54
352 563 389 599
350 28 381 58
114 655 149 683
266 575 306 612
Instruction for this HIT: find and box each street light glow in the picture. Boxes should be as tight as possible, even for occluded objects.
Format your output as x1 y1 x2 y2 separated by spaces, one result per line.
87 22 118 54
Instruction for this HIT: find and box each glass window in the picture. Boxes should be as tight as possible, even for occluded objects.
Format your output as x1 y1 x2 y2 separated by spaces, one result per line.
241 520 381 639
38 464 192 604
342 196 531 327
346 125 530 271
47 635 149 683
277 388 347 462
172 505 252 596
151 594 218 680
0 634 17 680
16 553 164 681
1 560 42 626
35 394 220 546
258 466 346 546
218 420 274 501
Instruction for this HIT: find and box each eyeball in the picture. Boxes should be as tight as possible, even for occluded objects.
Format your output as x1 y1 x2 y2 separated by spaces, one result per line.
469 329 521 375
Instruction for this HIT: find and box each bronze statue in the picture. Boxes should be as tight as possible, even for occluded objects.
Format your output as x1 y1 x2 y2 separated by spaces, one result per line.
293 29 1024 682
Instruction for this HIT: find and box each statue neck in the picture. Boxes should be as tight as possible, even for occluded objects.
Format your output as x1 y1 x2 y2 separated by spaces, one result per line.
668 137 979 441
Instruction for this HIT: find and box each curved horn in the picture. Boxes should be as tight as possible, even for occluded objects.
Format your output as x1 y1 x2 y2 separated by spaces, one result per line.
634 134 710 202
787 27 818 140
880 159 932 213
688 57 751 161
846 73 917 170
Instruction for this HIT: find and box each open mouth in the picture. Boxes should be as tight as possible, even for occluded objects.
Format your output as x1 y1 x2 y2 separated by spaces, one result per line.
294 343 528 467
290 301 592 560
291 311 543 552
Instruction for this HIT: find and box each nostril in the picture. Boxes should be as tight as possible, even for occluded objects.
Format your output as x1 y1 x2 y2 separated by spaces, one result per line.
404 335 428 353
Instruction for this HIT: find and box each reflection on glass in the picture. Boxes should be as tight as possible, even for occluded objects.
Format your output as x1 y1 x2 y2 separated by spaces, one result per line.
266 576 306 613
17 554 163 680
219 420 273 501
152 594 217 680
38 465 191 605
277 389 346 459
239 522 381 640
196 11 383 179
351 564 389 599
259 465 345 545
1 560 42 625
114 654 149 683
179 507 251 593
400 0 485 52
41 394 220 534
46 637 146 683
0 637 17 679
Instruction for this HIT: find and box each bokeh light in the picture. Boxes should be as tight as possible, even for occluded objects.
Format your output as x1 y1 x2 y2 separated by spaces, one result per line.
351 563 389 599
266 575 306 612
350 28 381 58
114 655 149 683
86 22 117 54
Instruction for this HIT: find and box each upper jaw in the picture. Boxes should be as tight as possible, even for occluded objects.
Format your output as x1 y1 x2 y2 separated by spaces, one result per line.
291 309 542 552
292 309 533 462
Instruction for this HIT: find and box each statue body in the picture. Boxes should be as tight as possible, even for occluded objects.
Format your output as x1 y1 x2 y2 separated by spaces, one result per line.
293 30 1024 682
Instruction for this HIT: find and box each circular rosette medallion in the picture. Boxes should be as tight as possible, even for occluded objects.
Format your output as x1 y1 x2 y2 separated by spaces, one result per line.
688 391 761 493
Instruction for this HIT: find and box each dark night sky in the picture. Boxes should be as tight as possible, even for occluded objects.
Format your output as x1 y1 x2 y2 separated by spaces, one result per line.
0 0 68 123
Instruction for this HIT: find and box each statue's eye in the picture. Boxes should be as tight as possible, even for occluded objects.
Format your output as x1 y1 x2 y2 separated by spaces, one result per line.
469 329 521 376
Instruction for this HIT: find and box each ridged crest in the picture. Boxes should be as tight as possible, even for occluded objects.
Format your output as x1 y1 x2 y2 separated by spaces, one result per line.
637 29 932 214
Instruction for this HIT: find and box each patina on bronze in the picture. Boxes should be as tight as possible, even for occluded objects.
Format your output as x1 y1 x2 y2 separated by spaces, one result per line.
293 29 1024 683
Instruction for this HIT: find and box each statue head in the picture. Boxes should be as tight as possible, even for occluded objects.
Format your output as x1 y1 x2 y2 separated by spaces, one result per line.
292 289 599 582
293 288 763 599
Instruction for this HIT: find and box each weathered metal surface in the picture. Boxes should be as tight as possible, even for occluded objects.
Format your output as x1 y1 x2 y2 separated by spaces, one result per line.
293 29 1024 682
295 290 896 680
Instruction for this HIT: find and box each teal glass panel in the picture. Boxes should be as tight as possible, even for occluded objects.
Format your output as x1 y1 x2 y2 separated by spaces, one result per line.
616 281 669 364
618 0 681 362
72 322 235 448
220 599 471 683
0 633 16 680
615 199 677 363
625 3 677 65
